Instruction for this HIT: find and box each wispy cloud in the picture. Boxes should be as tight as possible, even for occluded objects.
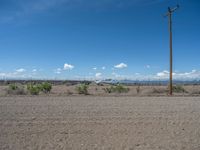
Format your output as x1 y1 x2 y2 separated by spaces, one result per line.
16 68 26 73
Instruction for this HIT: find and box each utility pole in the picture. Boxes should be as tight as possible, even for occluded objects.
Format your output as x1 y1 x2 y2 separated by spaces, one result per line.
164 5 179 95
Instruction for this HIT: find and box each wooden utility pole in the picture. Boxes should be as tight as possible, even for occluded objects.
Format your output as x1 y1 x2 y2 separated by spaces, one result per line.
164 5 179 95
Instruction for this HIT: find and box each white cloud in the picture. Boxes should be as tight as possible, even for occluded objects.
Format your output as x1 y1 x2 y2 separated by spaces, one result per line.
156 69 200 80
157 70 169 77
55 68 62 74
93 67 97 70
16 68 26 73
102 66 106 70
0 71 26 79
95 72 102 78
114 63 127 69
64 63 74 70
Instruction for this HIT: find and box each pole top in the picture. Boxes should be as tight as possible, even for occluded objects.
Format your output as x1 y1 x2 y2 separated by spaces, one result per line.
164 4 180 17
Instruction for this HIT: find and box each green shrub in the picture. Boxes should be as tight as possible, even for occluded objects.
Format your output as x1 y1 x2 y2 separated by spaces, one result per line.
27 82 52 95
27 83 41 95
76 84 89 95
7 83 26 95
40 82 52 93
104 84 129 93
9 84 18 90
29 86 40 95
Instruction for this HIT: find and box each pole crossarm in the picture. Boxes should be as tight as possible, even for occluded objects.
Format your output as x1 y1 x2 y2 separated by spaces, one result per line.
164 5 179 17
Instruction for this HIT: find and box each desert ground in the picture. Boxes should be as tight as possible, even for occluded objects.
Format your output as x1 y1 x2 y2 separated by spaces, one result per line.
0 83 200 97
0 96 200 150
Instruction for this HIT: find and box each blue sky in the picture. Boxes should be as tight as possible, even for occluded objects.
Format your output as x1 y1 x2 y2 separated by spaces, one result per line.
0 0 199 80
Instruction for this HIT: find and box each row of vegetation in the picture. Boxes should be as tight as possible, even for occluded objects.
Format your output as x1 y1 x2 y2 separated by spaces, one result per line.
7 82 52 95
6 82 189 95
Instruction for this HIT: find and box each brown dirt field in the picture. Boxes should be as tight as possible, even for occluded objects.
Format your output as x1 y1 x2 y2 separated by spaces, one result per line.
0 96 200 150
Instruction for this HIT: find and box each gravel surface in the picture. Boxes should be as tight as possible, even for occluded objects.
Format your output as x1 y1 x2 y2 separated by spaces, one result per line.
0 96 200 150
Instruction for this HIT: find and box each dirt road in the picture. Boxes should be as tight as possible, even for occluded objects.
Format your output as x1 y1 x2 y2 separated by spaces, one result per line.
0 96 200 150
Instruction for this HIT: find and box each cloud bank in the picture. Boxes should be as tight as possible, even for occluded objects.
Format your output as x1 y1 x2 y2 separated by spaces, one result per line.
1 69 200 80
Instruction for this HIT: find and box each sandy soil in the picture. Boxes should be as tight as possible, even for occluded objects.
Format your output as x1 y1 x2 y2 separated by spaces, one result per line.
0 96 200 150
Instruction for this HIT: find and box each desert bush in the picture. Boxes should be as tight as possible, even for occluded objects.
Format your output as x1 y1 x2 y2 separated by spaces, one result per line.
29 86 40 95
104 84 129 93
40 82 52 93
27 84 41 95
136 86 140 94
169 85 187 93
103 87 112 93
27 82 52 95
152 87 167 94
76 84 89 95
9 84 18 90
7 83 26 95
114 84 129 93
